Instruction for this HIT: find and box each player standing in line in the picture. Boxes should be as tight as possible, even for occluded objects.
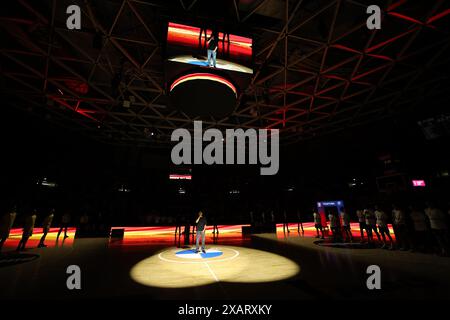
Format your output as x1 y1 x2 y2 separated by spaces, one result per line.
313 209 324 239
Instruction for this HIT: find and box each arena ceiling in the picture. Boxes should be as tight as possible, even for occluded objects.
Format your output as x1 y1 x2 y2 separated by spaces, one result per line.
1 0 450 146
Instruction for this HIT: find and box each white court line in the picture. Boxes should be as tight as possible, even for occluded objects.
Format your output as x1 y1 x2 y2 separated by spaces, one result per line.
204 262 219 282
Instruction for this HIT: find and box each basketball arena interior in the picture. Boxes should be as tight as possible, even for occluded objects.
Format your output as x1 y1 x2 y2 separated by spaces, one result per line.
1 0 450 312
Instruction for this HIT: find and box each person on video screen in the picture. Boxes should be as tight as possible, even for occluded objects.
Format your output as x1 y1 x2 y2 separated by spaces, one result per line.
207 33 218 68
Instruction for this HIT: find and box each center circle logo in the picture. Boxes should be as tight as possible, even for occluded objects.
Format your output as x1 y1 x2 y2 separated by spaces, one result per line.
175 249 223 259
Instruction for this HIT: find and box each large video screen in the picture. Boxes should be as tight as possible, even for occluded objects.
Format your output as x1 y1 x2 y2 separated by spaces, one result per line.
167 22 253 74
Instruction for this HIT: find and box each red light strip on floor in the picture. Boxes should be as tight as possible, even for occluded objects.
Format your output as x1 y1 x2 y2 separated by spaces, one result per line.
167 22 252 57
170 73 237 97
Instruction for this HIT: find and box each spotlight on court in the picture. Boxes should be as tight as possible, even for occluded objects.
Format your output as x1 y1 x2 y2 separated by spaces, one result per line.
130 246 300 288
